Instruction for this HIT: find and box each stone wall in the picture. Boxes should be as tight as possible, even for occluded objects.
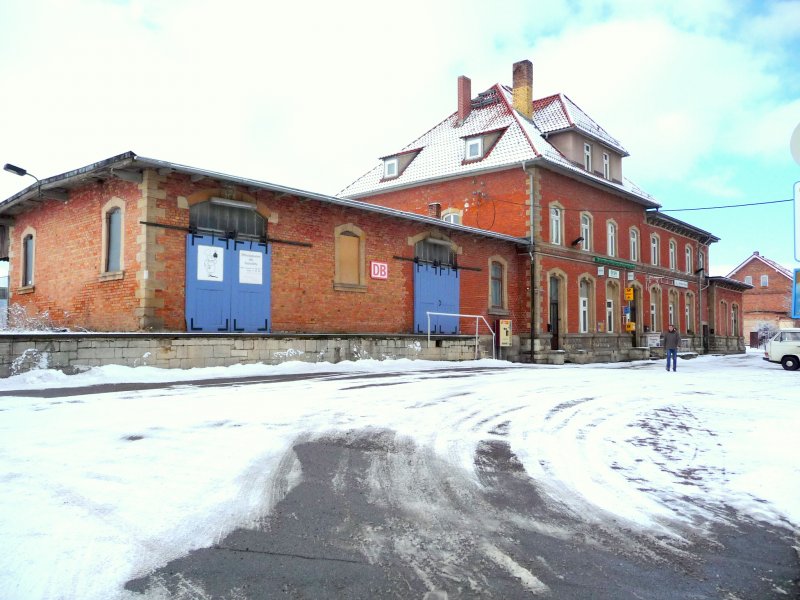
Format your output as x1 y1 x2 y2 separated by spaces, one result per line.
0 333 503 378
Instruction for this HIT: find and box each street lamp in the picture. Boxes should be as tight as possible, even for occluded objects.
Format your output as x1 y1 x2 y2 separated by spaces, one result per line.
3 163 41 195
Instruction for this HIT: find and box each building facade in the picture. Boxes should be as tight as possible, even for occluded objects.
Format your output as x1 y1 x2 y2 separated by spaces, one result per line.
341 60 748 361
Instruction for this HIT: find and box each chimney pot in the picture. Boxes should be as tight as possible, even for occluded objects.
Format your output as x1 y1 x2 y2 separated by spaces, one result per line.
457 75 471 125
512 60 533 120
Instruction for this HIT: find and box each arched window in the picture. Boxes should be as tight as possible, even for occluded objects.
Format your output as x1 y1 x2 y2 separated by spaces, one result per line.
650 234 660 266
488 256 508 311
580 213 592 251
685 245 693 274
550 205 563 245
669 240 677 270
629 228 639 262
190 198 265 240
442 209 462 224
606 221 617 257
579 278 592 333
606 280 619 333
650 286 662 332
105 207 122 272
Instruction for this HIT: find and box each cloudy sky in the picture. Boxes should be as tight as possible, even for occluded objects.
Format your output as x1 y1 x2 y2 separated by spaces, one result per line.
1 0 799 275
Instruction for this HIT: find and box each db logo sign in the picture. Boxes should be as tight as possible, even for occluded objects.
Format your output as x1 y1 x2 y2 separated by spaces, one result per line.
370 261 388 280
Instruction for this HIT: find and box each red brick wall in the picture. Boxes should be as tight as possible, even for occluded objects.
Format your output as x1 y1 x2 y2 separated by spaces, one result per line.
352 169 531 238
10 179 141 330
8 171 526 334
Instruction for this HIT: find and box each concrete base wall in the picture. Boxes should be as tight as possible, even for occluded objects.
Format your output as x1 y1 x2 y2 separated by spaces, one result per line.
0 333 498 378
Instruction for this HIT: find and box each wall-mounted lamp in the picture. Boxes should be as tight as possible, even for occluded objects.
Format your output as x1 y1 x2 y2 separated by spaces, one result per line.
3 163 41 195
571 236 585 247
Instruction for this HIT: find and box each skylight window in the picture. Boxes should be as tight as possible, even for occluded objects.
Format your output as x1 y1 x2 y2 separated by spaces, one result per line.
465 137 483 160
383 158 399 179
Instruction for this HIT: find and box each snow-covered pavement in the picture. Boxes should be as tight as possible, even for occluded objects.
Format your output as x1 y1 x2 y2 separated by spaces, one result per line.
0 350 798 599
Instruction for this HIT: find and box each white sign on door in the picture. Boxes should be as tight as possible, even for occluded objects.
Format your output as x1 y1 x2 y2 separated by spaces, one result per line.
239 250 263 285
197 245 223 281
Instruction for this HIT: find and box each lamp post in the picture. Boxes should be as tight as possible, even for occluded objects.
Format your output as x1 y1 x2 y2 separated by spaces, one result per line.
3 163 41 196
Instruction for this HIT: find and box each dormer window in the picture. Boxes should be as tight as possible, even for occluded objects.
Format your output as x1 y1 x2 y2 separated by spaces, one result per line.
383 157 399 179
465 137 483 160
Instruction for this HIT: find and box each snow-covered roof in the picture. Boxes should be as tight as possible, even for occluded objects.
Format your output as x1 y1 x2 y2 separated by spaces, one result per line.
531 92 629 156
340 84 656 209
727 252 793 280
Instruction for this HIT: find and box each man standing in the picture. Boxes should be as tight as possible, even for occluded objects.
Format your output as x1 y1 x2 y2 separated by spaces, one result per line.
663 324 680 371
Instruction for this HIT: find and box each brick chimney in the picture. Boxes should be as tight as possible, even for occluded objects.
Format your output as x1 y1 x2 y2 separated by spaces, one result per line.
512 60 533 120
428 202 442 218
457 75 471 125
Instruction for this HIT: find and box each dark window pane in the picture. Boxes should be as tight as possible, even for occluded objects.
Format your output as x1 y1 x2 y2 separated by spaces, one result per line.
23 235 34 286
106 208 121 272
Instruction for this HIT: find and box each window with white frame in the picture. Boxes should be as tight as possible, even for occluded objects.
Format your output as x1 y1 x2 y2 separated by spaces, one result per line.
685 292 694 333
383 158 398 179
698 250 705 271
669 240 677 270
685 245 693 274
584 142 592 171
579 279 591 333
606 221 616 257
760 274 768 287
629 228 639 262
650 302 657 331
441 209 462 224
669 303 675 326
602 152 610 179
550 206 562 245
580 213 591 251
744 275 752 285
650 234 659 266
465 137 483 160
650 286 662 331
606 299 614 333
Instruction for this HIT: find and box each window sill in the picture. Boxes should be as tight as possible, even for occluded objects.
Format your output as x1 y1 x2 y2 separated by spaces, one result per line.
16 285 35 295
99 270 125 282
333 282 367 293
488 307 510 317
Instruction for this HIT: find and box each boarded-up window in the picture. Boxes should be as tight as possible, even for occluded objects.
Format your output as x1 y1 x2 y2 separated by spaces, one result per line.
338 232 360 285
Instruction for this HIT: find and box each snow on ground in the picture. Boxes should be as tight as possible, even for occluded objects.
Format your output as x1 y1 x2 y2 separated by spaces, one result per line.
0 349 798 599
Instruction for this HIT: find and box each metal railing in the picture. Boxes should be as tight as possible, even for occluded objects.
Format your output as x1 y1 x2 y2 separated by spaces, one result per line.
426 312 495 360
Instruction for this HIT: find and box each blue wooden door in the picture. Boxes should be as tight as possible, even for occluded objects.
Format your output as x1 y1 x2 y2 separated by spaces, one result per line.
413 262 460 334
186 234 230 331
230 239 271 332
185 234 271 332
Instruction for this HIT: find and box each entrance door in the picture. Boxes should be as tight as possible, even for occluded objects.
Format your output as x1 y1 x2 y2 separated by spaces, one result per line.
185 233 271 332
413 262 460 334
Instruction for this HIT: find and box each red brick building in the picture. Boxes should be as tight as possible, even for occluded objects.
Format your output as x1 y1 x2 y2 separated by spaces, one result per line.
728 252 798 343
0 153 528 344
341 60 749 361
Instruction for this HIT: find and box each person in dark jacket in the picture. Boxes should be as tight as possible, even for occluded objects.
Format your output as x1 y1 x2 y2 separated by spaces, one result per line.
662 324 680 371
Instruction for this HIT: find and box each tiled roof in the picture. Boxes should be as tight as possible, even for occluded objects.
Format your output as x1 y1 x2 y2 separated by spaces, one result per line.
531 93 628 156
727 252 793 280
340 83 655 208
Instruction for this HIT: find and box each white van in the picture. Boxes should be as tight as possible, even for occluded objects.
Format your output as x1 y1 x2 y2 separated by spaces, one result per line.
763 328 800 370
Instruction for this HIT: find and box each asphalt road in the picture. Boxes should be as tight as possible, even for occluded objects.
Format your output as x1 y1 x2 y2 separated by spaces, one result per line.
111 369 800 600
